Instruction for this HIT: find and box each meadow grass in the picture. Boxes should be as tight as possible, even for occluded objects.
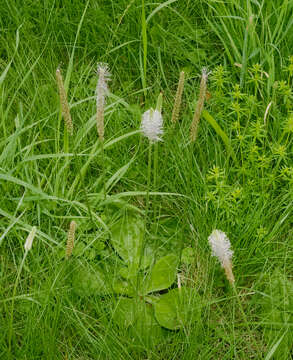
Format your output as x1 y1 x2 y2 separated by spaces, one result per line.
0 1 292 359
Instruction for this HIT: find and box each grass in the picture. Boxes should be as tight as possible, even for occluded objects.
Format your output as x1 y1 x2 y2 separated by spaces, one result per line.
0 0 293 359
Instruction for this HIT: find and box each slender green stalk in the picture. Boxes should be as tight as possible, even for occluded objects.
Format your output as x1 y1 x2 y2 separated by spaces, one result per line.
8 252 28 355
141 0 147 97
73 148 95 228
145 143 152 232
153 142 158 222
139 143 152 269
101 139 106 200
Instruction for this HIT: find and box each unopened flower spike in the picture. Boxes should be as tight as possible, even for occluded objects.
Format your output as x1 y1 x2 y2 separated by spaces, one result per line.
171 71 185 124
208 229 235 284
56 67 73 135
96 62 111 141
66 221 76 259
190 67 211 142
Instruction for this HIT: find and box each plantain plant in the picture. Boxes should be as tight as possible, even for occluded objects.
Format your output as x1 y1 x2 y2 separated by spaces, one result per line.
72 214 201 335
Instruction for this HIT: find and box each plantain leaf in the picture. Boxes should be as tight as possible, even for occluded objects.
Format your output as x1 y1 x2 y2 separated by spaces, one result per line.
111 216 144 275
143 254 178 295
154 287 201 330
112 297 163 346
72 263 111 296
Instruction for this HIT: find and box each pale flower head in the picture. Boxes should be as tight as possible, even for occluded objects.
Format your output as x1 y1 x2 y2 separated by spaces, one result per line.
96 62 111 96
208 229 233 266
208 229 234 283
141 108 163 142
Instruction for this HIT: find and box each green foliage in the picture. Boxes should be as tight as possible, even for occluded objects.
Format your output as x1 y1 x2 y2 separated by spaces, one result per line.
261 270 293 359
143 254 178 294
1 0 292 358
204 0 293 92
112 297 164 348
111 215 145 275
154 287 201 330
72 216 197 334
72 262 111 296
181 247 195 265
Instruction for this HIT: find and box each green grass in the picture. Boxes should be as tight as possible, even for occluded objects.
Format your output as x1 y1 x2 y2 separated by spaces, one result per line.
0 0 293 359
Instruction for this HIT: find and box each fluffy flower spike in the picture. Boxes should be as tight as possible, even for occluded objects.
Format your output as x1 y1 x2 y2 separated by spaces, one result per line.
96 63 111 141
96 63 111 93
141 108 163 142
208 229 235 284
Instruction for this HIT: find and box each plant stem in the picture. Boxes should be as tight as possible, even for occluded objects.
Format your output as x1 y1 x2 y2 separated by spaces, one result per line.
146 143 152 225
153 142 158 222
139 143 152 270
8 251 28 356
73 147 95 229
141 0 147 98
101 139 106 200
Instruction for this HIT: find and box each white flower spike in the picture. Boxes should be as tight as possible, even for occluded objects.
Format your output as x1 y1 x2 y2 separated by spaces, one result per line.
24 226 37 252
141 108 163 142
208 229 235 284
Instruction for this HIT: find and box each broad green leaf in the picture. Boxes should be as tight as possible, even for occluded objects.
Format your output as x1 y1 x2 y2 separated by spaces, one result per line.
112 297 137 327
143 254 178 294
72 264 110 296
112 279 134 296
154 287 201 330
112 297 163 345
111 216 144 275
